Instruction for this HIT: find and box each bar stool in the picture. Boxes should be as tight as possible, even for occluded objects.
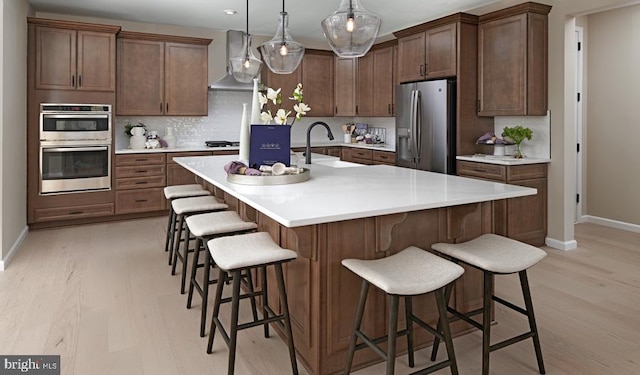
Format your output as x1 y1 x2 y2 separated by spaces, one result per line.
342 246 464 375
163 184 210 260
206 232 298 375
185 211 258 337
430 234 547 375
170 196 228 293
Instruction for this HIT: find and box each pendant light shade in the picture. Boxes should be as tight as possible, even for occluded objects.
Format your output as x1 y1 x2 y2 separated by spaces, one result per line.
230 0 262 83
260 0 305 74
321 0 381 58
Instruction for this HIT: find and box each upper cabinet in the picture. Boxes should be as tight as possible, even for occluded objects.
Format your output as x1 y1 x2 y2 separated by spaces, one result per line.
263 49 334 118
356 41 397 117
116 32 211 116
334 57 357 116
396 22 457 83
477 2 552 116
29 18 120 92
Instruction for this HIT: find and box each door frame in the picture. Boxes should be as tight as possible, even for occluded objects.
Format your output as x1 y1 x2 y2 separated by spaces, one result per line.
575 26 585 223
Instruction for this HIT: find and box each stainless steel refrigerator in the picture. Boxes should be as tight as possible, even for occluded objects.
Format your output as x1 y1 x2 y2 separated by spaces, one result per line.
396 79 456 174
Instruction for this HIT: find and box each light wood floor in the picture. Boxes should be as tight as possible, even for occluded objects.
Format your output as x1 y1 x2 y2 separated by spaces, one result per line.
1 219 639 375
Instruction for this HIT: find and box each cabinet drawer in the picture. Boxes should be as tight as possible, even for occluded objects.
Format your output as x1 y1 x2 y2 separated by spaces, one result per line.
507 163 547 182
351 148 373 159
115 164 166 178
457 161 506 181
166 151 212 164
115 188 165 214
372 150 395 164
34 203 114 222
115 153 166 166
115 175 166 190
351 157 373 165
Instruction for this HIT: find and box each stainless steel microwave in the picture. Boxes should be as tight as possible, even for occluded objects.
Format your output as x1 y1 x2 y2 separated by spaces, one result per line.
40 103 112 141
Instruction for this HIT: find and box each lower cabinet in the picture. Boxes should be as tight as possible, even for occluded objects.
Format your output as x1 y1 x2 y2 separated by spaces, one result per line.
457 160 548 246
114 153 166 214
33 203 114 222
166 151 213 186
342 148 396 166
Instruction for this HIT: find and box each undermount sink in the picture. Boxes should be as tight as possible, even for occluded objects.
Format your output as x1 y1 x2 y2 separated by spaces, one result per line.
312 159 362 168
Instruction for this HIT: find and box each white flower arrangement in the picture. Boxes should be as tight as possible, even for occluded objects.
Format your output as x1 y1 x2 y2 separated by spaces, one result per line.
259 83 310 125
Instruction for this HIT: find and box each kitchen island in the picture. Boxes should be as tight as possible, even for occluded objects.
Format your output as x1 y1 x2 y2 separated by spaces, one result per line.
174 155 536 375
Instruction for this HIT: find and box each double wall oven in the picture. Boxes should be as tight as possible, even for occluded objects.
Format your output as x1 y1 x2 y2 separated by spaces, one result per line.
39 104 112 195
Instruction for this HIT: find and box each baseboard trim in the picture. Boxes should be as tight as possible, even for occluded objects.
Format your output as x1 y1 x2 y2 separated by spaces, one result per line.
0 226 29 271
583 215 640 233
545 237 578 251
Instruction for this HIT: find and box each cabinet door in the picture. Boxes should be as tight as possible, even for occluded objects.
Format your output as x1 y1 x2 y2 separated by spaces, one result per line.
302 52 334 117
478 14 527 116
165 42 209 116
76 31 116 91
117 39 165 115
425 23 457 79
372 46 395 117
397 32 425 83
264 65 302 118
356 53 374 117
35 26 76 90
507 178 547 246
334 57 357 116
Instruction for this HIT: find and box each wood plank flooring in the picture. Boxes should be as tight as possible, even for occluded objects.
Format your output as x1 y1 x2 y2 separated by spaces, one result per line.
0 219 638 374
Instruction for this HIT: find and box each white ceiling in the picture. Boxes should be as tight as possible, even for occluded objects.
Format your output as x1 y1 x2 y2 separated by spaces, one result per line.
27 0 521 41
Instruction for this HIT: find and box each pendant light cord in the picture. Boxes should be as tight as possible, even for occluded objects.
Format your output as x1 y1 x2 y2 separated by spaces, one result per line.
281 0 286 47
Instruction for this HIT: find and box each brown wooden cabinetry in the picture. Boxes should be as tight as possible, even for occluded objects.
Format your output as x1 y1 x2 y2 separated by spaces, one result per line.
457 160 547 246
29 18 119 91
477 2 551 116
117 32 211 116
371 43 396 117
166 151 213 186
334 57 357 116
396 23 456 83
115 153 166 214
301 50 334 117
341 147 395 166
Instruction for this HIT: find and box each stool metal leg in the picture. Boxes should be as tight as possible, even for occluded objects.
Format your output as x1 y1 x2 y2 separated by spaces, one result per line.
482 271 493 375
344 280 369 375
430 281 454 362
435 287 459 375
186 238 203 309
207 269 227 354
227 270 242 375
164 206 176 253
275 263 299 375
200 243 212 337
261 266 270 338
180 226 192 294
170 213 185 268
520 271 546 374
386 295 399 375
405 296 415 368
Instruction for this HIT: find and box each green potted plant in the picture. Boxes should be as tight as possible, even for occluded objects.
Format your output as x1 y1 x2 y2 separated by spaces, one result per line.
502 125 533 158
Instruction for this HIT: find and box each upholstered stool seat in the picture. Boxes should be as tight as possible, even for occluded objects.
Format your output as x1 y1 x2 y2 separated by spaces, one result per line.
431 234 547 375
185 211 258 337
207 232 298 375
163 184 210 259
342 247 464 375
169 196 229 293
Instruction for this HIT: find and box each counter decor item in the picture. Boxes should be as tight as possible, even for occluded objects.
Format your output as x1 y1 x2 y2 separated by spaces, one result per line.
476 132 514 156
239 103 251 161
164 127 177 149
224 160 310 185
502 126 533 159
128 125 146 150
124 121 147 136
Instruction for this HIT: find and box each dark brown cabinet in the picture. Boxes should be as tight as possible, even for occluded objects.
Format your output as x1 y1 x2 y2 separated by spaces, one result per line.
396 22 457 83
334 57 357 116
115 153 166 214
263 60 302 117
477 2 551 116
30 18 119 91
116 32 211 116
341 147 395 166
356 53 374 117
371 43 396 117
166 151 213 186
457 160 548 246
301 50 334 117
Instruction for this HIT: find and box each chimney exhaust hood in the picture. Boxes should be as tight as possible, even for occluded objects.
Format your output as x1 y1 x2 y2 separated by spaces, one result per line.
209 30 257 91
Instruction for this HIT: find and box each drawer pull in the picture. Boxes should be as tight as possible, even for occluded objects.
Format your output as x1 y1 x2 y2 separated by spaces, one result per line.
472 168 488 173
68 211 83 215
134 159 148 162
135 199 148 203
135 181 147 185
135 170 147 173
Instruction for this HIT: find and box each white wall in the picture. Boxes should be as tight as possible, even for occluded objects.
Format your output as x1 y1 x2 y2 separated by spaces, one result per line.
585 4 640 226
1 0 30 268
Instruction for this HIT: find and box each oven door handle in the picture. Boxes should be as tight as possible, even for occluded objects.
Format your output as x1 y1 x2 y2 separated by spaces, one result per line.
42 114 110 119
42 146 109 153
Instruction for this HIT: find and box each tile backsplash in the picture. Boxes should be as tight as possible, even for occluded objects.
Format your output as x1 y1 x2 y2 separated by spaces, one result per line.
115 90 396 150
494 111 551 159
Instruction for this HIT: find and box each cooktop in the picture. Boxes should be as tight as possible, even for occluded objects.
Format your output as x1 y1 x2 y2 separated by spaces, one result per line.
205 141 240 148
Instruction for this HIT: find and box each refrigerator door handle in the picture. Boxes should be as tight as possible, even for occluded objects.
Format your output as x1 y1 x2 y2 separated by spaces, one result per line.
414 90 422 162
408 90 416 160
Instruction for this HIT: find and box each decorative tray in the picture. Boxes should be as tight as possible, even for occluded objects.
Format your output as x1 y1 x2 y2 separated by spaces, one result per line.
226 168 310 186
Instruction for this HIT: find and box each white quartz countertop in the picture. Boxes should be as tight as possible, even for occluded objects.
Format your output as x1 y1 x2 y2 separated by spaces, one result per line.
174 154 536 228
115 142 395 154
456 155 551 165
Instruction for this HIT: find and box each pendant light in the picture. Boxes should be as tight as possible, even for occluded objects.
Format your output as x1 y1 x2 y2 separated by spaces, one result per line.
321 0 381 58
260 0 305 74
230 0 262 83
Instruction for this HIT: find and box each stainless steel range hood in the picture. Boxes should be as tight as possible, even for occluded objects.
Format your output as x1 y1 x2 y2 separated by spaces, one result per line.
209 30 255 92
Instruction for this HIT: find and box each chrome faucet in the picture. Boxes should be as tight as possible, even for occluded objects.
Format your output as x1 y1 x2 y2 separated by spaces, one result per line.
305 121 335 164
